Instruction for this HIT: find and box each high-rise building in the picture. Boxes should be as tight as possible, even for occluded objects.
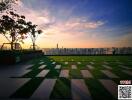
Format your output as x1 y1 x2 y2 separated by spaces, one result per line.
57 43 58 49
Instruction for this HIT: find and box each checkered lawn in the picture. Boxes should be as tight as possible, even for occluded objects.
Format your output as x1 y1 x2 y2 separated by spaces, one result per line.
10 56 132 100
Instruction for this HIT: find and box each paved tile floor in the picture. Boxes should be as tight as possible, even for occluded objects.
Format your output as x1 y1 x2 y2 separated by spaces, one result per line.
0 57 131 100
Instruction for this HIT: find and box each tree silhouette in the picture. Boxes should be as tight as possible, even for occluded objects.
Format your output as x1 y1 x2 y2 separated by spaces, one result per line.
26 22 42 50
0 11 29 50
0 0 18 12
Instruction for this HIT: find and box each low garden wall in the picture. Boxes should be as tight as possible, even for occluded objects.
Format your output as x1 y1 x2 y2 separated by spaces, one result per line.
0 50 43 64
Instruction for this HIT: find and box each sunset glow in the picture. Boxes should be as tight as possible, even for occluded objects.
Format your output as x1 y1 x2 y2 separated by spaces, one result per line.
0 0 132 48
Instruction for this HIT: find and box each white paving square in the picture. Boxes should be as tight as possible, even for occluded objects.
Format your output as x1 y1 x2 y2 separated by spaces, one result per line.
31 79 56 100
119 65 132 70
122 70 132 76
101 70 119 78
52 62 56 64
65 62 68 64
71 65 77 69
87 65 94 70
71 79 91 100
55 65 61 69
36 70 49 77
90 62 94 64
25 64 33 69
39 65 47 69
81 70 93 78
77 62 81 64
104 62 109 64
39 62 44 64
99 79 117 98
102 65 112 70
59 70 69 78
116 62 123 64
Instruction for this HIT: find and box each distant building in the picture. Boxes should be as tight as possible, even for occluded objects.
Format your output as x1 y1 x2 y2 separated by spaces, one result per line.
57 43 58 49
42 47 132 55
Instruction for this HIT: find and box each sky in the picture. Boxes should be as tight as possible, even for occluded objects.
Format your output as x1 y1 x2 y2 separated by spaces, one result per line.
0 0 132 48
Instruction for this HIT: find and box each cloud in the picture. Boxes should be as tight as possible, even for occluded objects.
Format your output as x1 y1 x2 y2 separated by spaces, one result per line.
12 0 54 30
65 18 104 30
43 17 104 36
10 1 104 37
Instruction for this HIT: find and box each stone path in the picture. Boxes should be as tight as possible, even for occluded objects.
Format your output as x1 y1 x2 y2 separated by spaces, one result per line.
55 65 61 69
25 64 33 69
87 65 94 70
1 58 131 100
81 70 93 78
13 69 31 77
71 65 77 69
0 78 30 98
31 79 56 100
122 70 132 76
101 70 119 78
39 65 47 69
36 70 49 77
59 70 69 78
102 65 112 70
71 79 91 100
99 79 117 98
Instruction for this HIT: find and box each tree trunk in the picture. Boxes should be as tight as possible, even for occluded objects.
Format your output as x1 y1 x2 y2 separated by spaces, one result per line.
33 42 35 50
11 42 14 50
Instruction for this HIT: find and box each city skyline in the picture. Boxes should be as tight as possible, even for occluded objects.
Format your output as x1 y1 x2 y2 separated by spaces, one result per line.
0 0 132 49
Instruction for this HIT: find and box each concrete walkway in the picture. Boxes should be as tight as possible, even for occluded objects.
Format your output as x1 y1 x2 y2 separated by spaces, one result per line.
0 78 30 99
